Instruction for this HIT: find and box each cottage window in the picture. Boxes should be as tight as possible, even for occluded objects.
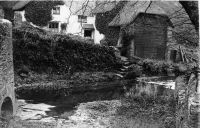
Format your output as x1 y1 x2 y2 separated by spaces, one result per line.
49 22 59 29
78 15 87 23
52 7 60 15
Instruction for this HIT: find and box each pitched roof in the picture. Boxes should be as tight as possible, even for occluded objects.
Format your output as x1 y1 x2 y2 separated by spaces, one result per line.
108 1 180 27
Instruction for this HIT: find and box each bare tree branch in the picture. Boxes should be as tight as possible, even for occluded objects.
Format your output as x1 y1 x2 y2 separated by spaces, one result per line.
144 1 152 13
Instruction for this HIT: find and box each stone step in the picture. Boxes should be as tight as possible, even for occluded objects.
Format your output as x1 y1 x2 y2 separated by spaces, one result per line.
116 71 127 75
119 56 128 61
122 65 130 69
120 68 127 71
115 74 124 78
123 63 132 66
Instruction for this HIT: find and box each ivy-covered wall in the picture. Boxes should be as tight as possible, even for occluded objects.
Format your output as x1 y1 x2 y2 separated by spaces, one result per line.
95 1 127 46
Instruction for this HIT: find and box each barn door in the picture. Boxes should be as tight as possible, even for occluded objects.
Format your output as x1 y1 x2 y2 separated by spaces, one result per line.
135 45 144 58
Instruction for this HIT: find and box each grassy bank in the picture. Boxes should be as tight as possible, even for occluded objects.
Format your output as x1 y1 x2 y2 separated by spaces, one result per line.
114 96 176 128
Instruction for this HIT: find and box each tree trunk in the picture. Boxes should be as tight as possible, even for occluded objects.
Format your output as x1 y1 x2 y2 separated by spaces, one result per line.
179 1 199 128
179 1 199 31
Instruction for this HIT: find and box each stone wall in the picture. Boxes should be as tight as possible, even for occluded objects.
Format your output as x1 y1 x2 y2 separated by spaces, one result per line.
0 19 16 117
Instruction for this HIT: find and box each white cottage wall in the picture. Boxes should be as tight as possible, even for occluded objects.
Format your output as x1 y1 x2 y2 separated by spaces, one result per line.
19 4 104 44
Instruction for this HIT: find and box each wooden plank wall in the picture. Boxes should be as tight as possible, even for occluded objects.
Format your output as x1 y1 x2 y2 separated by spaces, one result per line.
128 13 169 60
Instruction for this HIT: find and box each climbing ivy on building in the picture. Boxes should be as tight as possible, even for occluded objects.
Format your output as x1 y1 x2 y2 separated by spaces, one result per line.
24 0 64 27
95 1 127 46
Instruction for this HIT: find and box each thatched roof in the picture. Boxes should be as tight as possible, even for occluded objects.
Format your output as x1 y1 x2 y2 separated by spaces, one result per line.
92 1 117 14
108 1 180 27
0 1 30 11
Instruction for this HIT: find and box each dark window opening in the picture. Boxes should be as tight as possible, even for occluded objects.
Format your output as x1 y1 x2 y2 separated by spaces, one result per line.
84 30 92 38
78 15 87 23
53 7 60 15
49 22 59 29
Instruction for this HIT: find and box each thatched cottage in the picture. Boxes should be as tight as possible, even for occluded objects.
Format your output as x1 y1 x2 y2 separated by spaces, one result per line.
109 1 175 60
94 1 197 62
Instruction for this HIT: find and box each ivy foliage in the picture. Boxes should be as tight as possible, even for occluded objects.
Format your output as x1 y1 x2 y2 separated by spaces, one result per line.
95 1 127 46
24 0 64 26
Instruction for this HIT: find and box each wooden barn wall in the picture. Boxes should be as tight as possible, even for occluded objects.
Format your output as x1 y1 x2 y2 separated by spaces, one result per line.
128 13 168 60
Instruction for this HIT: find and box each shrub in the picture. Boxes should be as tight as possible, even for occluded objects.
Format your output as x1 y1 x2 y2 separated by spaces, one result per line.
13 24 120 74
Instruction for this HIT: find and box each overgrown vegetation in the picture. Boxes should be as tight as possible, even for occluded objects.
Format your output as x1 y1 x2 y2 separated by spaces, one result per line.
95 1 127 46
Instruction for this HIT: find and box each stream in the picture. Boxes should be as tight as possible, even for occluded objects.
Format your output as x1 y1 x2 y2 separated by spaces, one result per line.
15 77 175 128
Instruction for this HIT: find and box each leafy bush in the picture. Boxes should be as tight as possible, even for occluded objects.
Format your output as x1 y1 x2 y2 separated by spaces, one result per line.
13 24 120 74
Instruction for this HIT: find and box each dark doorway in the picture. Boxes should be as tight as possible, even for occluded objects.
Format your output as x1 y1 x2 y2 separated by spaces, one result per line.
84 30 92 38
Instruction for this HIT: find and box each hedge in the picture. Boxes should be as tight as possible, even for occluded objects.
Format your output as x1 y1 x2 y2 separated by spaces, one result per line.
13 24 121 74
